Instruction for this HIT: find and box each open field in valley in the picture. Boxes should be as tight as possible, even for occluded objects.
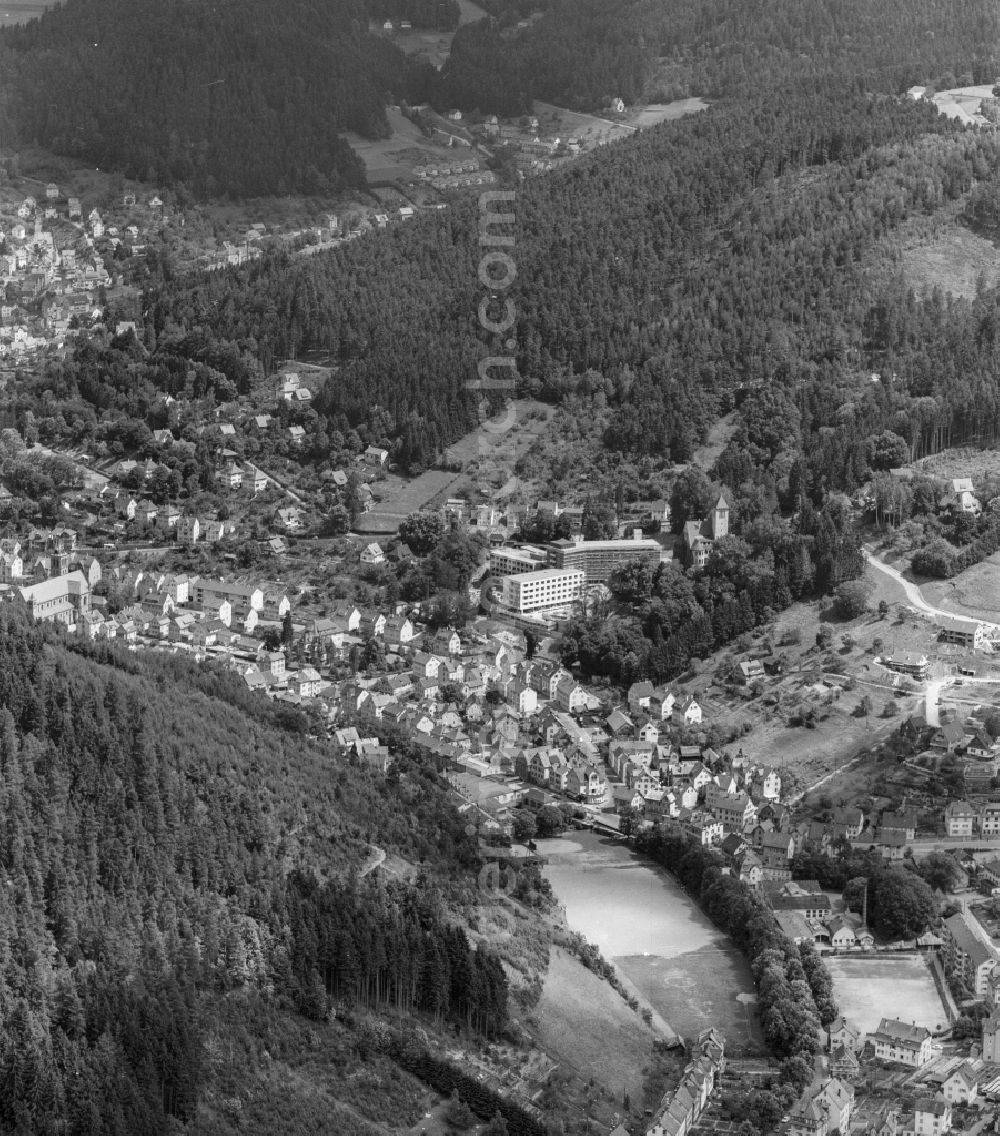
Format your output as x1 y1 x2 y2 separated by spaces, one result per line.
617 948 763 1053
825 955 948 1034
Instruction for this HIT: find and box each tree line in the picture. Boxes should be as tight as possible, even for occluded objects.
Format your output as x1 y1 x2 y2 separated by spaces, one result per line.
636 824 834 1081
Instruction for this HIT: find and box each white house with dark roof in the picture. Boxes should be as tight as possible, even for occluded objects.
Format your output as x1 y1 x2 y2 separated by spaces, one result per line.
868 1018 933 1067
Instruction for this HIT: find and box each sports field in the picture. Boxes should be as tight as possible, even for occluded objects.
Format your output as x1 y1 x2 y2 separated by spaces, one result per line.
825 955 947 1034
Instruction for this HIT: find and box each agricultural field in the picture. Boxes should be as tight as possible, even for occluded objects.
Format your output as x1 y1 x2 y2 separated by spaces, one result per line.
824 955 948 1034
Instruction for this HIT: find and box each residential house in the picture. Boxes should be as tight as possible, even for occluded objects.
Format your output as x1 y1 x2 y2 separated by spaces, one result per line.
829 1017 861 1053
705 789 757 832
868 1019 933 1067
913 1099 951 1136
628 681 654 712
944 800 977 838
941 1064 978 1107
880 810 917 841
683 812 724 846
360 543 386 566
364 446 389 466
555 677 587 714
931 722 967 754
829 1046 860 1082
943 908 999 997
788 1079 853 1136
566 765 607 805
676 694 702 725
982 803 1000 837
176 516 200 545
831 807 865 839
756 831 795 874
274 507 302 531
190 579 264 614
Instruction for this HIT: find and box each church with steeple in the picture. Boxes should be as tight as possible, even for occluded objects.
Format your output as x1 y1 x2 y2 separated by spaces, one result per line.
682 495 730 569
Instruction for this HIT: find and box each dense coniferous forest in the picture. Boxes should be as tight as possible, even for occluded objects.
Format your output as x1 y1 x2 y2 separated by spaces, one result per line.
0 0 436 197
442 0 1000 112
0 611 506 1133
143 96 1000 478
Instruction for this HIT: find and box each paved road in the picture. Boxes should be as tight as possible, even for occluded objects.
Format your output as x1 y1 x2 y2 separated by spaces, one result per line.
864 549 999 629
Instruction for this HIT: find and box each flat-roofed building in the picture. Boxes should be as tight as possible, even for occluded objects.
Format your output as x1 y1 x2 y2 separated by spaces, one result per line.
489 545 549 577
501 568 584 613
546 536 661 583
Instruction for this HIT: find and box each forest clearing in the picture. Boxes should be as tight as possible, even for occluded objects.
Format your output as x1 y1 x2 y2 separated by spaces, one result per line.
901 220 1000 299
345 108 456 183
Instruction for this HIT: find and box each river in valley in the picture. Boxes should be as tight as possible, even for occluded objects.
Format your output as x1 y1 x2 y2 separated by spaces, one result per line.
535 831 763 1050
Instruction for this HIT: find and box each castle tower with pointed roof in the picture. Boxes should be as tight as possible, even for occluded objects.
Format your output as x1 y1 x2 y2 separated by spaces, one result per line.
711 495 729 540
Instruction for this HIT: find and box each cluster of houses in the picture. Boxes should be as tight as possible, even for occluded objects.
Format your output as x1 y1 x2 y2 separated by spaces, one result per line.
0 192 113 357
643 1028 725 1136
0 525 99 587
812 1011 1000 1134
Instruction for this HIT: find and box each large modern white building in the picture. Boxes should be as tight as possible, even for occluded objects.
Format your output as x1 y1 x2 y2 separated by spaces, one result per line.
489 545 549 577
546 536 662 583
501 568 584 613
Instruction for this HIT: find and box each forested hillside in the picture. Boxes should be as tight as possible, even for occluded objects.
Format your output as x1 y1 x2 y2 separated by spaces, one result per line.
142 93 1000 471
442 0 1000 112
0 612 508 1133
0 0 434 197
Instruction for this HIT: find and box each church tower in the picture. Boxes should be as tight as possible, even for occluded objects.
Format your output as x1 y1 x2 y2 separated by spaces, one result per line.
982 1013 1000 1062
711 495 729 541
